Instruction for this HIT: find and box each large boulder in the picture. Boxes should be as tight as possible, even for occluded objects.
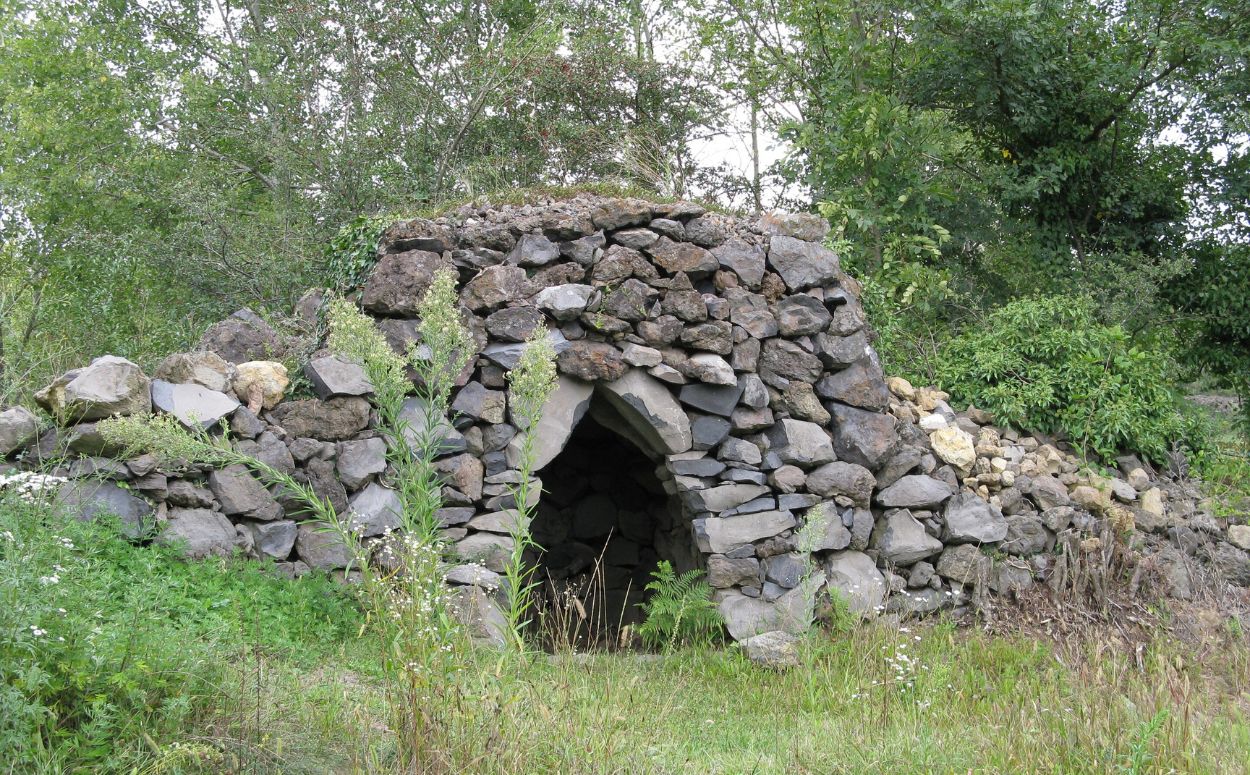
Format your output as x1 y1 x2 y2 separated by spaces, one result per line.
766 236 840 291
871 510 943 565
208 464 283 521
336 437 388 490
943 492 1009 544
198 309 286 363
150 380 240 429
158 508 237 559
304 356 373 399
268 397 372 441
505 375 592 469
361 249 450 315
740 630 800 669
346 483 403 537
875 475 954 510
767 419 835 468
830 403 898 471
36 356 151 422
154 351 233 393
696 510 797 553
598 369 693 455
0 407 40 456
55 479 153 539
823 550 887 616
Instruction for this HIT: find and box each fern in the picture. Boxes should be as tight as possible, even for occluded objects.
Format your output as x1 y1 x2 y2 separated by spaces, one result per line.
637 561 724 651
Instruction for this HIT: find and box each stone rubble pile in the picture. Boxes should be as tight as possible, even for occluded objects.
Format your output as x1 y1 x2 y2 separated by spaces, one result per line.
1 194 1245 645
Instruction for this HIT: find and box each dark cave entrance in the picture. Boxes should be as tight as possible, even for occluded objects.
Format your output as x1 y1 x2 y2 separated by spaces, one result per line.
528 398 695 650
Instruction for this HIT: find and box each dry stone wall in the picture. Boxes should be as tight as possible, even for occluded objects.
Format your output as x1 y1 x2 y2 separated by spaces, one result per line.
4 194 1248 645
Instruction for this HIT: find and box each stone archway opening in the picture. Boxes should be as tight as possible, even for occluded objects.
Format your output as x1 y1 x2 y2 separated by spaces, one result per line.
527 395 693 650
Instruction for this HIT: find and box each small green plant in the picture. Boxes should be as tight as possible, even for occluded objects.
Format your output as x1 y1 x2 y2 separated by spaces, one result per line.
501 325 558 650
935 295 1196 463
637 561 723 651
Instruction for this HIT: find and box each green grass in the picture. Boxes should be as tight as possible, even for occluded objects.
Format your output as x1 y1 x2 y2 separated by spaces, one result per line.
3 492 1248 774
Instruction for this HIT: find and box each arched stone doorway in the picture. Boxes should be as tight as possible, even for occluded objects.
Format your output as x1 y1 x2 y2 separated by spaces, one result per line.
514 371 701 647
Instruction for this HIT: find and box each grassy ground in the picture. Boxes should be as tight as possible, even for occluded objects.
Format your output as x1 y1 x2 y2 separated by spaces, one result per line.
2 489 1248 774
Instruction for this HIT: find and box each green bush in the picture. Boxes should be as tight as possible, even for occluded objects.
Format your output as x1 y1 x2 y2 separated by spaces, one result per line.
0 488 362 771
935 295 1195 463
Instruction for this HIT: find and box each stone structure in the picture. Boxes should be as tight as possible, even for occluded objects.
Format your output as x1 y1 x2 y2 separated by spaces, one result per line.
9 195 1249 646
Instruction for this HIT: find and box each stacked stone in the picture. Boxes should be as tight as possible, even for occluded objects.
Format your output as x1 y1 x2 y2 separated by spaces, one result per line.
1 193 1245 647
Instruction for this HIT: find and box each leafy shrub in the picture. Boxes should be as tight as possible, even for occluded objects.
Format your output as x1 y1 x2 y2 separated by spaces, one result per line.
638 561 723 651
324 214 395 295
0 491 360 771
935 295 1194 463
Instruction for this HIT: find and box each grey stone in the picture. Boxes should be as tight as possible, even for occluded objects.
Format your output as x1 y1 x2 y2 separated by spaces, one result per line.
1029 476 1071 510
445 563 503 589
871 510 943 565
209 465 283 520
361 250 449 315
599 368 693 455
36 355 151 422
707 556 761 587
1002 515 1051 556
719 436 763 465
815 359 890 410
230 406 266 439
345 483 402 537
691 415 732 449
556 340 628 381
719 585 813 640
304 356 373 399
590 198 652 230
449 586 510 648
943 493 1009 543
824 550 887 616
935 544 989 584
814 330 871 369
698 509 796 552
506 232 561 267
684 353 736 385
776 295 831 336
150 380 240 429
454 533 515 573
467 509 526 535
758 212 829 241
806 462 875 507
685 483 771 514
159 508 237 559
759 339 823 383
269 397 371 441
398 398 465 457
243 519 298 559
740 630 800 668
483 329 570 369
505 375 592 469
875 475 954 510
533 283 595 321
154 351 234 392
680 382 744 417
196 309 285 363
295 522 354 570
621 343 663 368
767 236 840 291
334 438 387 490
485 306 546 343
766 419 835 468
55 480 153 539
988 558 1035 594
713 238 767 288
462 265 529 312
680 321 733 354
831 403 899 470
0 406 39 456
646 237 718 276
670 457 726 477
